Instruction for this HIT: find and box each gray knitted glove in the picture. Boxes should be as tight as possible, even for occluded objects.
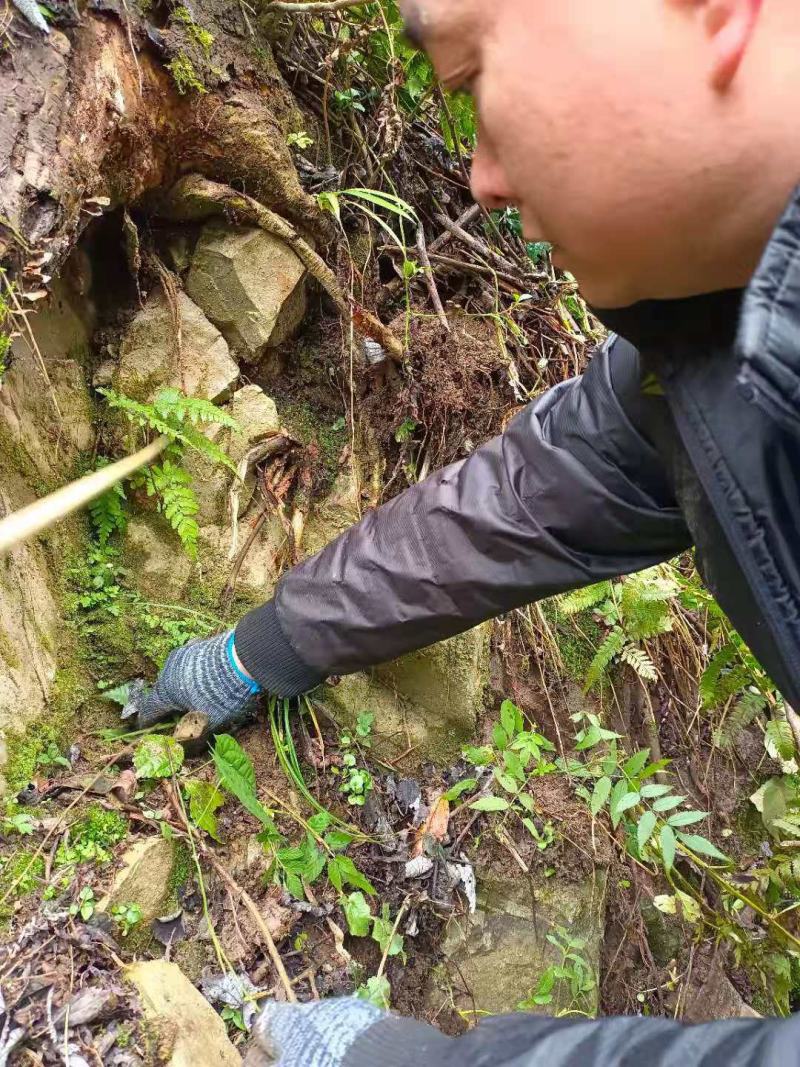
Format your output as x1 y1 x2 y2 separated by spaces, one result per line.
244 997 384 1067
127 630 262 731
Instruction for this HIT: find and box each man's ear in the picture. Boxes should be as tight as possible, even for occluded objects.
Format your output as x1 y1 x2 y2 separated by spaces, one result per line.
703 0 763 90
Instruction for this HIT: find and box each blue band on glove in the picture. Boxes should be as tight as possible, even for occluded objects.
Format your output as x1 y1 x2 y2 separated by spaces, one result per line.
227 632 262 694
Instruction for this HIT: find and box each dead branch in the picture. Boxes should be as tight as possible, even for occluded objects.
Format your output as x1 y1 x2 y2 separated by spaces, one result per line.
267 0 365 10
416 222 449 332
428 203 481 255
434 211 518 275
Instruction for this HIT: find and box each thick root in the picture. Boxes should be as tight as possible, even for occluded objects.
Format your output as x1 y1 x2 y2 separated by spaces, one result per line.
158 175 404 364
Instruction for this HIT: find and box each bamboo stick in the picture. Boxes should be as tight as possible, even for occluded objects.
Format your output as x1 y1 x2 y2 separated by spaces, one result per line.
0 436 169 555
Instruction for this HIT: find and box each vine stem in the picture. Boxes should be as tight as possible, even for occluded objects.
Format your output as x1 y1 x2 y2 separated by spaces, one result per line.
376 895 410 980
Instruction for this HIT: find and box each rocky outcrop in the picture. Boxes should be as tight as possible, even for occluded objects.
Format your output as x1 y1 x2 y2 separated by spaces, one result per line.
185 222 306 366
101 837 178 929
126 960 242 1066
325 625 491 766
186 385 281 526
116 289 239 403
431 868 607 1018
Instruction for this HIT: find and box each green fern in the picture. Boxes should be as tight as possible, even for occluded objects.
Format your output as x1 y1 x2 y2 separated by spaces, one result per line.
141 460 200 559
765 718 795 763
585 628 625 691
713 690 766 749
620 570 675 641
98 387 239 473
88 478 128 545
699 643 738 708
620 646 658 684
558 581 613 616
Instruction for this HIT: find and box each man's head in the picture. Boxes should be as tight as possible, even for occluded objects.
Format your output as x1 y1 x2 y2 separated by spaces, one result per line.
402 0 800 306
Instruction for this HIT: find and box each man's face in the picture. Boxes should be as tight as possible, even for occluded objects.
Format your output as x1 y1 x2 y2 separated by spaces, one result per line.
402 0 774 307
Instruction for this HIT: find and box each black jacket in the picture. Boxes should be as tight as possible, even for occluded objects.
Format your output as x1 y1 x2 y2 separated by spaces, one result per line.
234 186 800 1063
236 183 800 714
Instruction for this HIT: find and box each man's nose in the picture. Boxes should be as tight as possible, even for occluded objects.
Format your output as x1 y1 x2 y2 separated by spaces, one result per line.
470 140 514 211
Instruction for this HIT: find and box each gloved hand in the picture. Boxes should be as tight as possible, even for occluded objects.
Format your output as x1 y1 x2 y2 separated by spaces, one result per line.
124 629 262 731
243 997 384 1067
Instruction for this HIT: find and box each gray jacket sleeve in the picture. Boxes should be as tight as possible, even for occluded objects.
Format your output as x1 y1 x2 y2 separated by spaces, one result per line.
343 1009 800 1067
234 336 691 695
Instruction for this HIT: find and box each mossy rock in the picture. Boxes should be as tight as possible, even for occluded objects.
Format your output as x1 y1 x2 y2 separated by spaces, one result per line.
323 624 490 767
432 867 607 1018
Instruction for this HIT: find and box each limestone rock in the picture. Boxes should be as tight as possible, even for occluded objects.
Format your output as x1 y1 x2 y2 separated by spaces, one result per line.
430 869 607 1017
102 837 177 927
116 289 239 403
184 385 281 526
126 960 242 1066
123 514 195 601
185 222 306 365
683 957 761 1022
324 625 490 767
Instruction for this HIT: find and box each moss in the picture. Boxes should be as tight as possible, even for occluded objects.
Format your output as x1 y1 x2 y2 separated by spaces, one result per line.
165 840 192 909
0 850 45 897
0 627 20 671
278 399 348 494
540 599 606 685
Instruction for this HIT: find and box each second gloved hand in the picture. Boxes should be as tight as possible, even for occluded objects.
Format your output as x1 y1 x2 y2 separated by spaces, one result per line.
130 630 262 731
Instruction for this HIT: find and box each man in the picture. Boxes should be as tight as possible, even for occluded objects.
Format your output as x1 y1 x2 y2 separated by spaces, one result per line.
134 0 800 1062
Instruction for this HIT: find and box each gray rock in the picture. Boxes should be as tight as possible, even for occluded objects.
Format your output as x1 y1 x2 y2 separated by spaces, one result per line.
101 837 177 928
126 960 242 1066
430 869 607 1018
185 222 306 365
123 514 195 600
116 289 239 403
185 385 281 526
323 624 490 768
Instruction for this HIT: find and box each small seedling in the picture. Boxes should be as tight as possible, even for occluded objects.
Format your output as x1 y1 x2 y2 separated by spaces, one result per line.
287 131 314 149
69 885 96 922
111 901 143 937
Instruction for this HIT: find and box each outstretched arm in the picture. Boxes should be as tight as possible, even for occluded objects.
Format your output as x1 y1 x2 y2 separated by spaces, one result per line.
234 335 691 696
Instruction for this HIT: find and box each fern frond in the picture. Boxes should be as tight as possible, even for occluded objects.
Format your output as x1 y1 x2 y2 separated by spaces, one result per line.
98 387 238 472
713 690 766 749
765 718 795 763
620 571 675 641
88 480 127 545
585 628 625 691
699 643 738 708
620 646 658 683
153 387 239 430
148 461 200 559
558 581 613 616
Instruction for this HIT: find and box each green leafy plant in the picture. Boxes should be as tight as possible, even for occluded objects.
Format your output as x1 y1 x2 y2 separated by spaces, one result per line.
133 735 185 779
459 700 558 850
287 130 314 149
111 901 143 937
213 733 373 900
335 726 374 807
69 885 97 922
517 926 595 1015
355 974 391 1010
343 892 406 961
184 780 225 842
1 809 35 836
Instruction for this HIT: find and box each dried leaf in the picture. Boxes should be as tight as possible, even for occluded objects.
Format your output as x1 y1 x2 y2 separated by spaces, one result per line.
412 791 449 857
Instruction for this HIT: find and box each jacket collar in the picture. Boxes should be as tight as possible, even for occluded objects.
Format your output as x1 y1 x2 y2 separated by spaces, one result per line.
592 183 800 416
736 183 800 431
